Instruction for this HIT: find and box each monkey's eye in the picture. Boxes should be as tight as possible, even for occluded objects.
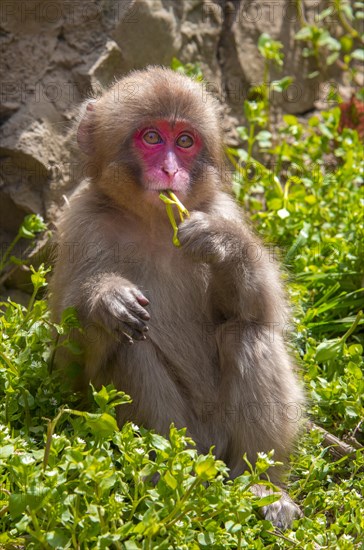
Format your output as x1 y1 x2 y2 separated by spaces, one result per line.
176 134 194 148
143 131 162 145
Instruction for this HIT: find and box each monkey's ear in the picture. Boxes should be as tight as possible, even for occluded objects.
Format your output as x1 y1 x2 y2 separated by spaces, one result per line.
77 101 96 155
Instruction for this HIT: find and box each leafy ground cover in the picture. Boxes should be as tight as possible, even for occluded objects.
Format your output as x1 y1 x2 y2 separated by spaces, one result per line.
1 4 363 548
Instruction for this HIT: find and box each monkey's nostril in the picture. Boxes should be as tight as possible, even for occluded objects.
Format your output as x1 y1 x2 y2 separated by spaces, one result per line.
162 166 178 176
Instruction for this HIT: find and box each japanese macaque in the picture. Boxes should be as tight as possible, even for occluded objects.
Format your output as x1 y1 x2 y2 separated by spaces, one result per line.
50 66 304 528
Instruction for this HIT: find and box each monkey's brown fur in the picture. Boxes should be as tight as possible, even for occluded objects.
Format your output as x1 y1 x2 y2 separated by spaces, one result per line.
50 67 304 527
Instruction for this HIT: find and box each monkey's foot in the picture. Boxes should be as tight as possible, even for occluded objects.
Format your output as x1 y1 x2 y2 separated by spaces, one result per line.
252 484 303 530
262 494 303 530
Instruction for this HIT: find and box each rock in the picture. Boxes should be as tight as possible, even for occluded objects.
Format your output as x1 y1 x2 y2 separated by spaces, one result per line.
91 40 125 85
112 0 182 69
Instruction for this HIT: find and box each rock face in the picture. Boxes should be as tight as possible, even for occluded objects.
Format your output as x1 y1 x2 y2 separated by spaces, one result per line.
0 0 338 285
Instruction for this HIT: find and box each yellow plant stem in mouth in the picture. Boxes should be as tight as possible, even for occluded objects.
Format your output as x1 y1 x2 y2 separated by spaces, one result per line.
159 190 190 247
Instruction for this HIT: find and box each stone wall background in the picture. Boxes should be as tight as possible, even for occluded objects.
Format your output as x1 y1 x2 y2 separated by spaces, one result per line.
0 0 352 295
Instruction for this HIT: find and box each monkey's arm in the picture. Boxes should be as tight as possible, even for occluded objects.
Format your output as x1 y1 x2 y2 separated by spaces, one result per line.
50 194 150 343
178 202 285 324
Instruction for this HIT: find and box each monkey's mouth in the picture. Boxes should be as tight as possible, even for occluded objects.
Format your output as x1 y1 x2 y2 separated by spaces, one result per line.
148 187 185 199
157 189 186 202
145 168 190 194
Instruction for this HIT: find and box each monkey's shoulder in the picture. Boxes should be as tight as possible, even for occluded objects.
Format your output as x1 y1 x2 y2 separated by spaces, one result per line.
56 187 130 238
208 191 244 219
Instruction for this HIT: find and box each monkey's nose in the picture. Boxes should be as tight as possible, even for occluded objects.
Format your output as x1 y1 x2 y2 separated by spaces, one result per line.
162 165 178 176
162 152 178 176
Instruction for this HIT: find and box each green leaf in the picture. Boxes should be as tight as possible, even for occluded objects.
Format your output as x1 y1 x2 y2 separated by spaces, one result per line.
342 3 354 19
93 385 110 409
253 492 281 507
308 71 320 79
9 494 28 518
256 130 272 147
150 433 170 451
316 7 334 21
315 339 343 363
0 444 14 458
318 34 341 51
295 26 313 40
346 361 363 379
195 456 218 480
348 344 363 356
271 77 293 92
267 198 283 211
45 530 69 548
30 270 47 290
258 33 271 48
340 35 353 52
64 339 83 355
327 52 340 65
283 114 298 125
164 470 178 489
84 412 118 437
18 214 46 239
124 542 141 550
60 306 80 328
237 126 248 140
198 532 216 546
9 255 25 266
351 49 364 61
256 130 272 141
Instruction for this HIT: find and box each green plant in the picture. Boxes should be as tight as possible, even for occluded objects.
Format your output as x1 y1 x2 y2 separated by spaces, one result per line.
0 214 46 273
256 34 293 124
295 0 364 84
170 57 203 81
0 281 290 548
223 17 364 545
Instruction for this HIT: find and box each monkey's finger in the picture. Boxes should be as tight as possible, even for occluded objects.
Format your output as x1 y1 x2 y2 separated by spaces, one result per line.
125 294 150 320
121 332 134 345
112 288 150 321
106 293 149 331
113 286 149 308
113 305 149 333
122 299 150 323
118 321 148 342
130 289 150 309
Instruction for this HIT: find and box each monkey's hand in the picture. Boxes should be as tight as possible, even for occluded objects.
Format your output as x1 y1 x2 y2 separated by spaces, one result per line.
178 211 233 263
86 276 150 343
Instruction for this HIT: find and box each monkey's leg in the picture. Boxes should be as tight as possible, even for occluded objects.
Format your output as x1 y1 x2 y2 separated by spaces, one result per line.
215 319 303 528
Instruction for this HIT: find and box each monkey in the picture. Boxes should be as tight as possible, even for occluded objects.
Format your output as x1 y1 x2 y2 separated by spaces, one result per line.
50 66 304 529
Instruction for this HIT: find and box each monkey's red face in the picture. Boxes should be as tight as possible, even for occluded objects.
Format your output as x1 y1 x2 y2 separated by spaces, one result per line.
133 120 202 197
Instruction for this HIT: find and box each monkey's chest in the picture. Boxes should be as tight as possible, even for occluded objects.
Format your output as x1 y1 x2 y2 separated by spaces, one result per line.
127 257 219 388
